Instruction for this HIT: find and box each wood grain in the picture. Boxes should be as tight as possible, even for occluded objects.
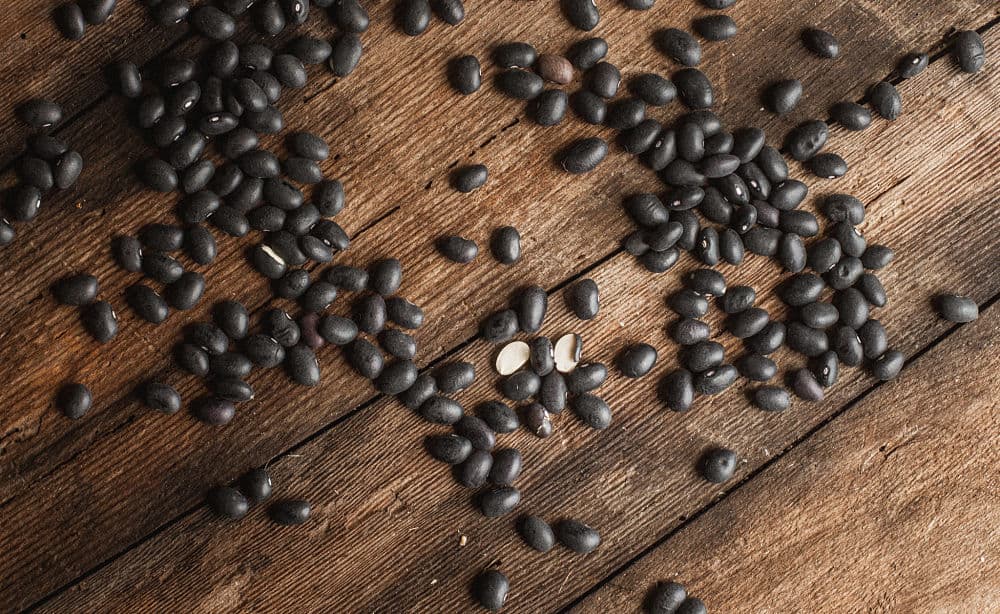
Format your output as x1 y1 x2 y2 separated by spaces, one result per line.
1 1 997 612
33 27 1000 610
573 301 1000 614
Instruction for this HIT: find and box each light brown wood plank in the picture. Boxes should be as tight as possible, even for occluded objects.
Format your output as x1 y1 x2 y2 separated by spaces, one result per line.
573 301 1000 614
34 27 1000 610
2 2 997 611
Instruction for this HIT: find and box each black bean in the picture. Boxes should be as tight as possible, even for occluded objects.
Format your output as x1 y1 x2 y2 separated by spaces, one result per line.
473 401 516 434
868 81 902 120
777 233 806 272
166 131 208 170
738 164 770 200
719 229 745 265
668 289 709 318
490 226 522 264
743 227 781 257
641 129 676 169
240 467 273 503
140 381 182 414
826 256 864 290
16 157 53 192
829 325 862 367
800 301 840 330
808 152 848 179
430 0 463 23
523 403 553 437
282 157 321 185
179 189 221 224
448 55 481 95
779 210 819 238
472 569 509 611
253 0 286 35
312 179 345 217
763 79 802 115
934 294 979 323
125 284 168 324
694 14 737 41
209 351 253 380
700 0 735 7
755 146 788 186
700 447 737 482
872 349 904 381
790 368 824 402
378 329 417 360
165 272 205 311
586 61 621 98
298 279 336 313
374 360 418 394
242 334 286 367
399 374 437 410
207 486 249 519
351 293 385 334
426 434 473 464
269 499 310 525
517 285 547 333
778 273 825 306
136 95 166 129
260 309 297 349
704 131 733 156
311 220 349 252
605 98 646 131
802 27 839 58
858 319 888 359
566 278 600 320
676 122 705 162
686 268 726 297
435 361 475 394
646 221 684 251
56 383 91 420
329 32 363 77
726 307 769 339
647 581 688 614
720 286 754 314
753 386 790 412
617 343 657 378
53 273 99 307
952 31 985 73
807 237 842 273
250 244 286 279
855 273 887 308
831 223 866 258
624 193 668 227
678 340 721 374
211 378 254 402
396 0 431 35
539 371 567 413
727 128 764 165
189 6 235 40
178 161 215 195
557 519 601 553
330 0 369 30
386 297 425 330
325 265 367 293
502 370 542 401
488 448 521 485
672 68 713 109
478 486 521 517
785 120 828 162
713 173 748 205
566 37 607 70
629 73 676 107
192 396 236 425
821 194 865 225
283 344 319 386
496 68 543 100
561 0 599 30
481 309 519 343
786 321 829 357
619 119 662 153
859 244 893 270
659 369 694 412
830 101 872 131
560 137 608 174
834 288 869 329
54 3 87 39
744 321 784 355
287 36 333 65
136 158 176 193
654 28 701 66
176 343 210 376
368 258 402 295
494 42 537 68
519 515 555 552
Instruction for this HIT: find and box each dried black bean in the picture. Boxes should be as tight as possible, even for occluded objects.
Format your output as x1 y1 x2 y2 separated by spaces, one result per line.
560 137 608 174
668 289 709 318
472 569 509 611
502 370 542 401
672 68 713 109
179 190 221 224
557 519 601 553
834 288 869 329
860 245 894 270
140 381 182 414
802 27 839 58
743 227 781 256
369 258 402 296
435 361 475 394
53 273 99 307
779 273 825 306
858 319 888 359
268 500 311 525
791 368 824 401
325 265 368 293
786 321 829 357
374 360 418 394
856 273 887 308
481 309 519 342
826 256 864 290
489 226 521 264
517 285 547 333
488 448 521 485
378 329 417 360
693 15 737 41
830 101 872 131
56 383 91 419
727 308 770 339
831 325 863 366
617 343 657 378
209 351 252 379
785 120 828 161
619 119 662 153
654 28 701 66
126 284 169 324
568 278 600 319
242 334 286 368
561 0 599 31
720 286 754 314
207 486 249 519
868 81 902 120
719 229 745 264
176 343 211 376
647 581 688 614
700 447 737 482
329 33 363 77
478 486 520 517
745 321 785 355
477 400 519 433
240 467 273 503
399 374 437 409
821 194 865 225
763 79 802 115
524 403 553 437
629 73 676 107
449 55 481 95
165 272 205 310
753 386 790 411
353 293 386 334
430 0 463 24
539 371 567 413
519 515 555 552
426 434 473 464
212 378 254 402
274 269 309 300
495 42 537 68
769 180 807 212
872 349 904 380
952 31 985 73
496 69 544 100
586 61 621 98
192 396 235 425
807 237 842 273
935 294 978 322
661 369 694 412
566 37 607 70
54 3 87 40
287 36 333 64
800 301 840 329
680 340 723 373
809 153 848 179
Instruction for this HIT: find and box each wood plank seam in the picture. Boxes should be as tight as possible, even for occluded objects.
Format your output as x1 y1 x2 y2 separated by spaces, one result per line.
558 291 1000 612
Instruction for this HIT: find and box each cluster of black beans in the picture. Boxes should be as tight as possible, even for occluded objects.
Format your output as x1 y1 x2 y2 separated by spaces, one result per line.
3 101 85 248
645 580 708 614
396 0 465 36
437 226 521 264
207 465 312 525
53 0 116 41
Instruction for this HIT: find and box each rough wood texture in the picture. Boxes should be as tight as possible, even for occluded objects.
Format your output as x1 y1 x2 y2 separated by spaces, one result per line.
34 27 1000 610
575 301 1000 613
0 0 997 611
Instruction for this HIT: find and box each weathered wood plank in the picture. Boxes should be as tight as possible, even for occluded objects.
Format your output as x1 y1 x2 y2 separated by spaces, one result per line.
2 3 997 611
33 27 1000 611
573 301 1000 614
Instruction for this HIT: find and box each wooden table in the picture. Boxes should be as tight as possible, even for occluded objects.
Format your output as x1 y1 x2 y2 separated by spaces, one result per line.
0 0 997 611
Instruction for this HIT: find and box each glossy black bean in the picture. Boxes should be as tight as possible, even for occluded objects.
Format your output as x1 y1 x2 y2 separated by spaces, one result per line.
676 122 705 162
654 28 701 66
242 105 284 134
858 319 888 360
660 369 694 412
311 220 350 251
617 343 657 378
179 161 215 195
668 289 709 318
778 273 825 306
367 258 402 296
566 37 607 70
830 101 872 131
54 3 87 39
763 79 802 115
834 287 870 329
672 68 713 109
779 210 819 237
872 349 904 381
807 237 842 273
821 194 865 225
165 272 205 310
826 256 864 290
680 340 724 373
561 0 599 31
738 164 770 200
695 365 739 394
436 235 477 263
814 349 841 387
719 286 754 314
791 368 824 401
287 36 332 65
809 153 848 179
126 284 169 323
430 0 463 23
176 343 210 377
694 227 719 265
477 400 519 433
557 519 601 553
854 273 886 308
802 27 839 58
753 386 790 412
207 486 249 519
490 226 521 264
502 370 542 401
704 131 733 156
699 447 738 483
329 32 363 76
786 321 829 357
777 233 806 272
242 334 286 368
727 307 769 338
648 582 688 614
16 156 53 192
641 129 675 169
472 569 509 611
629 73 675 106
352 293 385 334
539 371 567 413
619 119 662 153
560 137 608 174
239 467 272 503
935 294 979 323
869 81 902 120
430 361 472 395
586 61 621 98
952 30 985 73
735 352 778 382
268 500 311 525
53 274 99 306
166 131 207 170
755 145 788 184
186 323 228 356
137 157 177 193
518 515 555 552
449 55 481 95
56 382 91 419
645 222 683 251
211 378 254 402
139 381 182 414
496 68 543 99
209 351 253 380
374 360 418 394
494 42 537 68
517 285 547 333
693 14 736 40
178 189 221 224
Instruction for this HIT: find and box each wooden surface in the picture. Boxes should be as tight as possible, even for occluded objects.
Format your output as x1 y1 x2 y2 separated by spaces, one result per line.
0 0 997 611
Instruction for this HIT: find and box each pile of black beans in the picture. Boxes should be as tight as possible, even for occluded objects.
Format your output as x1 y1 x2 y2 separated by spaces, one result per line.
206 465 311 525
53 0 117 41
4 100 84 248
437 225 522 264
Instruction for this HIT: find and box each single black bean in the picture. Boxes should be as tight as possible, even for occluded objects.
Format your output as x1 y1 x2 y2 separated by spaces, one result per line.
830 101 872 131
211 378 254 402
209 351 252 379
745 321 786 355
677 122 705 162
126 284 169 323
192 396 236 425
617 343 657 378
494 42 537 68
831 222 867 257
54 3 87 40
641 247 679 272
860 245 894 270
654 28 701 66
519 515 555 552
672 68 713 109
353 293 386 334
779 273 825 306
560 137 608 174
743 227 781 256
834 288 869 329
435 361 475 394
53 273 99 306
449 55 481 95
397 0 430 35
374 360 418 394
426 434 473 465
378 329 417 360
826 256 864 290
207 486 249 519
802 27 839 58
140 381 182 414
821 194 865 224
856 273 888 308
472 569 509 611
832 325 864 366
523 403 553 437
561 0 599 31
753 386 790 412
430 0 463 24
693 14 737 41
490 226 522 264
777 233 806 272
329 33 363 77
681 340 725 373
769 179 807 210
586 61 621 98
566 37 607 70
641 129 676 169
755 145 788 184
399 374 437 410
786 321 829 357
502 370 542 401
568 278 600 319
176 343 211 377
478 486 520 517
800 301 840 329
660 369 694 412
242 334 286 367
17 157 54 191
619 119 662 154
481 309 519 342
496 69 544 100
517 285 547 333
605 98 646 131
809 153 848 179
780 210 819 237
727 307 770 338
179 189 221 224
57 383 92 419
858 319 888 359
647 581 688 614
719 229 745 264
670 318 710 346
785 120 828 161
539 371 567 413
630 73 676 106
557 519 601 553
240 467 273 503
477 400 519 433
165 272 205 310
935 294 979 322
284 344 320 386
326 264 368 292
872 349 904 381
488 448 521 484
868 81 902 120
763 79 802 115
721 285 755 314
699 447 737 483
287 36 333 64
385 297 424 330
705 131 734 157
268 500 310 525
686 268 727 297
952 31 985 73
807 237 842 273
791 368 824 401
368 258 402 296
668 289 709 318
